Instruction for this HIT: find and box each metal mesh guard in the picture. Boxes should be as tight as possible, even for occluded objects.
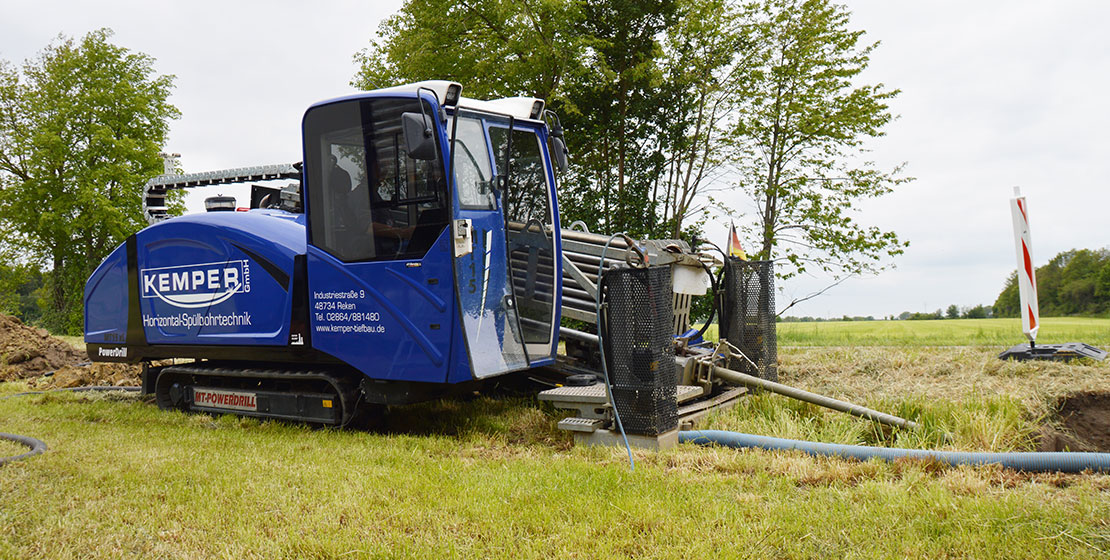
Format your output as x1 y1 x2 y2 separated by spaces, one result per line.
603 265 677 435
721 259 778 382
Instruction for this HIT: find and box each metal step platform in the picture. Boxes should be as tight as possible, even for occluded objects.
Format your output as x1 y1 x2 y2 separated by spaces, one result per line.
539 383 745 449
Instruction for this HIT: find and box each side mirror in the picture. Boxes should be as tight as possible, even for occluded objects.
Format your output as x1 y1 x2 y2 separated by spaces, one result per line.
551 136 569 172
402 112 436 160
543 109 570 173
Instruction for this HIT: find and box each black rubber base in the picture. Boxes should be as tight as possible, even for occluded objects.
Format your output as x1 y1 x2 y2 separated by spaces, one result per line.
998 342 1108 362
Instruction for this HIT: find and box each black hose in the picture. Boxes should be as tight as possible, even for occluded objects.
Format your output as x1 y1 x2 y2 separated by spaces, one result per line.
0 386 139 401
681 430 1110 473
693 242 730 342
0 432 47 466
0 386 139 466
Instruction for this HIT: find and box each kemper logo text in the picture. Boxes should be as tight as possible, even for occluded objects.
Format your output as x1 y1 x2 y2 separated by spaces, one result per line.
140 260 251 308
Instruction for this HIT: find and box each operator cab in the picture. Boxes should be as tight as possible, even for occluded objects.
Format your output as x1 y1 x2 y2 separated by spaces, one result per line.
303 98 449 263
301 82 563 383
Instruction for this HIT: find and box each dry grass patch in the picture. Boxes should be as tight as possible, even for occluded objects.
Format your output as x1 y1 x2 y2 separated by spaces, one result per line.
780 346 1110 419
680 346 1110 487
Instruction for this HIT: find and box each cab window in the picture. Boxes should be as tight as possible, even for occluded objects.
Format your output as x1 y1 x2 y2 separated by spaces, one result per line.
304 98 449 262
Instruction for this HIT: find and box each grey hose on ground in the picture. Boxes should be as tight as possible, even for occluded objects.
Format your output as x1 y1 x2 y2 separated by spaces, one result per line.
0 432 47 466
0 386 139 465
680 430 1110 473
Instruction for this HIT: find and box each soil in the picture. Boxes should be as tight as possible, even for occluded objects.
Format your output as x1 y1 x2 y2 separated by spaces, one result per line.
1039 391 1110 452
36 362 142 389
0 312 141 387
0 313 85 381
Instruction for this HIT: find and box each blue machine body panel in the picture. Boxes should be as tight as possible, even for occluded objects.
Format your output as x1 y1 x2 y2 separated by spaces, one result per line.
135 210 303 346
85 244 129 344
84 87 563 389
305 231 455 383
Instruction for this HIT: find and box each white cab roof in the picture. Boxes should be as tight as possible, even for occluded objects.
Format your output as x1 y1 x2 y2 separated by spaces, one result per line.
368 80 545 123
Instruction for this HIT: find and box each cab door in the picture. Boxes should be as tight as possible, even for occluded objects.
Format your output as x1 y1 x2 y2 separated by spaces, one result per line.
488 124 559 365
450 112 530 377
302 96 454 383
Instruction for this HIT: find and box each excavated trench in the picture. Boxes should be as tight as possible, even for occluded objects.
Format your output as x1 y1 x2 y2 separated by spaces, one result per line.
1040 391 1110 452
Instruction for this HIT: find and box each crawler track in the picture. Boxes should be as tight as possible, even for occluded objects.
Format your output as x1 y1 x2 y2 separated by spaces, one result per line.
154 364 364 427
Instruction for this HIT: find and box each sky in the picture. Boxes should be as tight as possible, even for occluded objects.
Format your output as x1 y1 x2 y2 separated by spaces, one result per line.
2 0 1108 319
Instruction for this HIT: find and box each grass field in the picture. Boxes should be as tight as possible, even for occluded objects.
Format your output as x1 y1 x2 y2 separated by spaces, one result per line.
3 338 1110 558
704 317 1110 347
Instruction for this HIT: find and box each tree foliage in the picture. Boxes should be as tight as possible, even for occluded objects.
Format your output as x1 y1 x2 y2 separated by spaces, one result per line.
353 0 745 241
354 0 908 281
0 259 44 322
352 0 583 102
728 0 908 281
994 248 1110 317
0 29 177 333
651 0 750 239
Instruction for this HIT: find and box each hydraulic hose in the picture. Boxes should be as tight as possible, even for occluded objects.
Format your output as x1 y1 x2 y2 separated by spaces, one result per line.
1 386 139 465
597 232 636 471
0 432 47 466
0 386 140 401
680 430 1110 473
689 260 720 343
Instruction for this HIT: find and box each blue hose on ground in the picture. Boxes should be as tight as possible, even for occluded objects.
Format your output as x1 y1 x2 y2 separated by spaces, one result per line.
680 430 1110 473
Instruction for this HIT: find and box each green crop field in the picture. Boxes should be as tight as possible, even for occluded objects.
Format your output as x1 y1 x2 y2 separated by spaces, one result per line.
3 343 1109 559
710 317 1110 347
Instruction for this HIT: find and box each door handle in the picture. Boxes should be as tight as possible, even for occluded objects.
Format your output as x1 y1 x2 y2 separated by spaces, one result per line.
453 219 473 257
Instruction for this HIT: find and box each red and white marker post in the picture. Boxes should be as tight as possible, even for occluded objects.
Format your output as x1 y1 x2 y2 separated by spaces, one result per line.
1010 187 1039 345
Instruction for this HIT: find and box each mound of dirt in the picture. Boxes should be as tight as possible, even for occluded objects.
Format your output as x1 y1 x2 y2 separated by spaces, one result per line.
0 313 85 381
0 312 142 387
33 363 142 389
1039 392 1110 452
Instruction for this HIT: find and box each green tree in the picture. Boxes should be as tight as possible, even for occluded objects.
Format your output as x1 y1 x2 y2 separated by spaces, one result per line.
352 0 583 102
651 0 752 239
352 0 733 242
0 247 44 323
728 0 909 281
1095 260 1110 301
558 0 677 237
0 29 178 334
995 248 1110 317
945 304 959 319
962 304 990 319
994 271 1019 317
356 0 910 312
1057 249 1103 314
